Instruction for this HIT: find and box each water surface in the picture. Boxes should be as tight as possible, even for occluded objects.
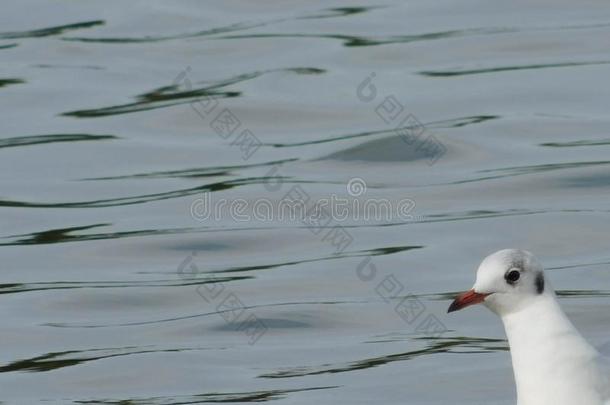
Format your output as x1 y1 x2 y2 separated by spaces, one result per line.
2 1 610 403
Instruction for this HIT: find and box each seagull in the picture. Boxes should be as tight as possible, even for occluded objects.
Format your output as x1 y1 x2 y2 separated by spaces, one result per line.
448 249 610 405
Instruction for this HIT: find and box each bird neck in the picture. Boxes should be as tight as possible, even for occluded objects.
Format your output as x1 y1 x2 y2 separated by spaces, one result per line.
500 292 602 405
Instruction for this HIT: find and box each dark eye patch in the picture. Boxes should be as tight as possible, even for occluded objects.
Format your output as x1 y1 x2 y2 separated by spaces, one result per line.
505 269 521 284
535 272 545 294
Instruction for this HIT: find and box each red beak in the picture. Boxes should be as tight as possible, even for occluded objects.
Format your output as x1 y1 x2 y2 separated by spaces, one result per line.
447 289 490 313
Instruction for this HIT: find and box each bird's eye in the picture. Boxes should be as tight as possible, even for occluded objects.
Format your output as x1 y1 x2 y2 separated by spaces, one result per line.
505 269 521 284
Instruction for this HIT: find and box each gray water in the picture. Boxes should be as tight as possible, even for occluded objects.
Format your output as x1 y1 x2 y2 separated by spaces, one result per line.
2 1 610 404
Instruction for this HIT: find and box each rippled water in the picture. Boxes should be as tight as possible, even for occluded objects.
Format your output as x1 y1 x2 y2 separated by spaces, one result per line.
2 1 610 403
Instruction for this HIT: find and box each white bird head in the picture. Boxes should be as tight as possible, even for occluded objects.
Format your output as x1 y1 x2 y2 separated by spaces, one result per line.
448 249 547 316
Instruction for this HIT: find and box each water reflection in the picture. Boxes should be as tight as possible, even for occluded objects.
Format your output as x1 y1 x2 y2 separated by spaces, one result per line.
0 346 214 373
0 134 117 149
0 20 104 39
60 6 379 44
259 336 507 378
2 1 610 403
62 68 324 118
270 115 498 148
0 177 272 209
0 78 24 88
420 61 610 77
72 386 339 404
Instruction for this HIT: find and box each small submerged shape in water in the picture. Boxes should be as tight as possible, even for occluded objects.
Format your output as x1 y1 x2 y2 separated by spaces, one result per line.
448 249 610 405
